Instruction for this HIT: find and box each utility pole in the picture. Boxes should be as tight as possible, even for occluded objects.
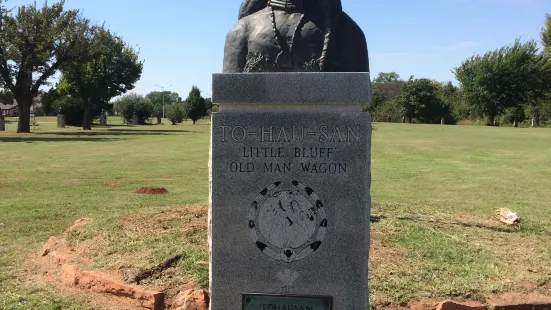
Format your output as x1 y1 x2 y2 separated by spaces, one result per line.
154 84 172 119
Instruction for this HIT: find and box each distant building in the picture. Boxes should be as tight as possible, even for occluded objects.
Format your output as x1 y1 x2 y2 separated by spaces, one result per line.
0 94 43 117
0 102 17 116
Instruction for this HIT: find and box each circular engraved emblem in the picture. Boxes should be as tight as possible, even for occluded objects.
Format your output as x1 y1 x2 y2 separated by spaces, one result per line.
248 180 328 263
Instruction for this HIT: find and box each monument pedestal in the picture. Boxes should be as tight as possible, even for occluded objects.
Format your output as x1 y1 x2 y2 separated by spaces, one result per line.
209 73 372 310
0 115 5 131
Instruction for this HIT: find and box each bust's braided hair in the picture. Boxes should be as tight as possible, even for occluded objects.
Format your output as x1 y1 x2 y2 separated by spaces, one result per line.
318 0 333 71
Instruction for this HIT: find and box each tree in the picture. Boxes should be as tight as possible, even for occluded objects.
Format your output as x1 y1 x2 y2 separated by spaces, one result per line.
537 14 551 126
41 87 62 116
367 81 406 121
0 1 89 133
0 88 14 106
52 95 84 126
502 105 526 127
113 93 153 124
395 77 450 124
204 97 213 111
437 82 466 123
367 73 405 121
166 103 186 125
184 86 206 124
58 26 143 130
146 91 181 118
373 72 400 84
454 39 551 126
542 13 551 55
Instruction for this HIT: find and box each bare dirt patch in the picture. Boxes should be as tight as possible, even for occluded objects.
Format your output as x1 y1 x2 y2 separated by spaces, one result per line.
34 211 207 310
119 204 208 245
136 187 169 194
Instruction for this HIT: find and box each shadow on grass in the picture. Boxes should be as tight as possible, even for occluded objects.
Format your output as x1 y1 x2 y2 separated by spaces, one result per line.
31 130 181 136
370 215 387 223
0 136 118 143
105 128 193 134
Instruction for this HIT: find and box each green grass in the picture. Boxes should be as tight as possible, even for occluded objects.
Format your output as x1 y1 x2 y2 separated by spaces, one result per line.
1 119 551 308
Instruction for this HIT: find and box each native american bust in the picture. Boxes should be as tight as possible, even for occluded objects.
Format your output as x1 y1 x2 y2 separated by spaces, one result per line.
223 0 369 73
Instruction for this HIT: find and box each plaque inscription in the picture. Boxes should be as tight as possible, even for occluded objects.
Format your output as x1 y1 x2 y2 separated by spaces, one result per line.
243 294 333 310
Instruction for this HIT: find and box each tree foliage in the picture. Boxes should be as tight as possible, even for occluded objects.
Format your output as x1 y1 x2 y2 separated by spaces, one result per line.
41 87 62 116
454 39 551 125
0 1 89 132
58 26 143 130
146 91 181 116
395 77 450 124
166 103 186 125
184 86 206 124
0 88 14 106
542 13 551 55
368 81 406 116
373 72 401 84
52 96 84 126
367 72 405 120
114 93 153 124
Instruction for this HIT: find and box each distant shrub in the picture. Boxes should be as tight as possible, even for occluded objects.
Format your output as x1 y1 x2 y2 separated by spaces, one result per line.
166 103 186 125
114 93 154 125
457 119 491 126
372 100 403 123
501 106 526 126
53 96 84 126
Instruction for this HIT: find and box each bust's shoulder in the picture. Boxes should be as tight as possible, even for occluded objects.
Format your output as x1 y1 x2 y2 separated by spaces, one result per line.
227 8 272 37
337 12 366 41
239 7 272 26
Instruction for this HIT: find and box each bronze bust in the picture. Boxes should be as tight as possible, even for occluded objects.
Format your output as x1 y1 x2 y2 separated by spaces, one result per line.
223 0 369 73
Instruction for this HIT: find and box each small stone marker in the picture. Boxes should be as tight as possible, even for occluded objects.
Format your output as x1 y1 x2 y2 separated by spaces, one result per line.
132 114 138 126
0 115 5 131
531 117 538 128
210 72 372 310
57 114 65 128
100 110 107 126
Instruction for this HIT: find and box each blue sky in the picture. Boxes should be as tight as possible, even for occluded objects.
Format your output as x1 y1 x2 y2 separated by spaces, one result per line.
10 0 550 99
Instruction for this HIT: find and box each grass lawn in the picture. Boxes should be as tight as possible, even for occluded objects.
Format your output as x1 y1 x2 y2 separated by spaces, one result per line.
1 118 551 308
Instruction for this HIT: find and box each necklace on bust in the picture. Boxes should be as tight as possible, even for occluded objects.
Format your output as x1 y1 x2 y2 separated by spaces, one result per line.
268 0 306 70
269 0 300 9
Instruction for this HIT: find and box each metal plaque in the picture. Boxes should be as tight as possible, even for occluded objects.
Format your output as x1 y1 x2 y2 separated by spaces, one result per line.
243 293 333 310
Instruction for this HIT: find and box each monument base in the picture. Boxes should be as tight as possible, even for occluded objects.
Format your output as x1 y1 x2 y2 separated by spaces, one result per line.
209 73 372 310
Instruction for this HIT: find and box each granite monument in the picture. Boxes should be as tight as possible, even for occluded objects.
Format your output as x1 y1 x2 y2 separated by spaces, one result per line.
0 114 5 131
210 1 371 309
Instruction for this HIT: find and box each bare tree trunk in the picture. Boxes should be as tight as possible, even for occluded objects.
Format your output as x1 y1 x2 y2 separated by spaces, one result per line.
17 95 31 133
82 96 92 130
